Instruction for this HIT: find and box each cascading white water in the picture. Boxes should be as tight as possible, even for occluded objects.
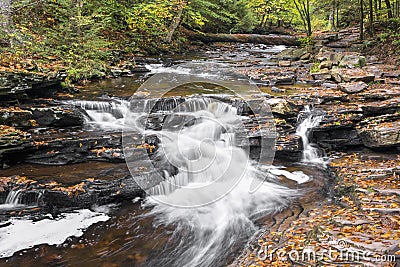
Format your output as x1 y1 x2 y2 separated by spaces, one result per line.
126 99 297 267
1 190 23 210
145 64 192 75
65 94 310 266
67 99 130 130
4 189 22 205
296 105 324 164
0 189 44 210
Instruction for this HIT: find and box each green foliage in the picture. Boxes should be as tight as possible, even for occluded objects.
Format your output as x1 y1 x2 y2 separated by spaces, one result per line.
298 36 314 48
11 0 110 81
384 18 400 31
378 26 400 50
310 62 320 73
185 0 257 33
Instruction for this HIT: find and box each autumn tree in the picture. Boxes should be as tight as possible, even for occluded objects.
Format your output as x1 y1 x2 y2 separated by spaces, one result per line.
293 0 312 36
0 0 12 47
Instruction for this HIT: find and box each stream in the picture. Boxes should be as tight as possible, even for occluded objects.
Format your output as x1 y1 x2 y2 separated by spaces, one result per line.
0 43 331 267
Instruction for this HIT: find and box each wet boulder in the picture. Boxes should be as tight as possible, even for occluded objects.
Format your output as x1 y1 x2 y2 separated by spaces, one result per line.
278 61 291 67
0 126 34 167
0 71 64 105
30 105 85 127
24 133 125 166
266 99 297 118
311 70 332 81
315 48 343 65
359 97 400 115
0 107 33 127
320 60 333 70
0 175 145 210
275 134 303 161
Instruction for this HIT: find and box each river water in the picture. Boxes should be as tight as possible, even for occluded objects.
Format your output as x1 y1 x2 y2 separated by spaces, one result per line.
0 43 329 267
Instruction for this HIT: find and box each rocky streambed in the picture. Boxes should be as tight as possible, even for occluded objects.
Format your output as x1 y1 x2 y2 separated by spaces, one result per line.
0 29 399 266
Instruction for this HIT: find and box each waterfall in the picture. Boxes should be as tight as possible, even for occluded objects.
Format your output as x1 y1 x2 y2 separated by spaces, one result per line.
4 189 22 206
296 105 325 164
0 189 43 210
66 99 130 130
0 189 24 210
125 98 297 267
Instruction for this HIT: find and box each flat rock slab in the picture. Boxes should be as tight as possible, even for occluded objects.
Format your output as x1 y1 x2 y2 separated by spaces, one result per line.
339 55 366 68
339 81 368 94
357 120 400 148
0 71 65 105
331 68 375 83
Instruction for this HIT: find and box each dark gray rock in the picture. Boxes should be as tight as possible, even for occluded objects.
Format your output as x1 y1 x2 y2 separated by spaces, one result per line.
0 71 64 104
30 105 85 127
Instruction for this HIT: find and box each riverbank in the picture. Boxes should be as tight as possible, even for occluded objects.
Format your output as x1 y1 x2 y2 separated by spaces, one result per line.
233 28 400 266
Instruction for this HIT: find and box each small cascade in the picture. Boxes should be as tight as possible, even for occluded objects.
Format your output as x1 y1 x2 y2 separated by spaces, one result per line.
145 64 192 75
71 97 227 131
4 189 22 206
67 99 130 130
296 105 325 164
0 189 43 210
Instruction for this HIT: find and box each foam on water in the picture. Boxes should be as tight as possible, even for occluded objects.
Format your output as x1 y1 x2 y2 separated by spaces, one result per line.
0 209 109 258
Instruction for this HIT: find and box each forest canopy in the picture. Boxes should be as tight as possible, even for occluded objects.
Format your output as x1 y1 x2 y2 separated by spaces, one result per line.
0 0 399 80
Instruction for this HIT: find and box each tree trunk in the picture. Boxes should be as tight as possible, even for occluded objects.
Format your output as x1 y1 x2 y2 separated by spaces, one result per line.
385 0 393 17
165 5 184 43
337 0 340 28
0 0 12 47
259 13 266 28
293 0 312 36
305 0 312 36
369 0 374 35
330 0 336 31
360 0 364 40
